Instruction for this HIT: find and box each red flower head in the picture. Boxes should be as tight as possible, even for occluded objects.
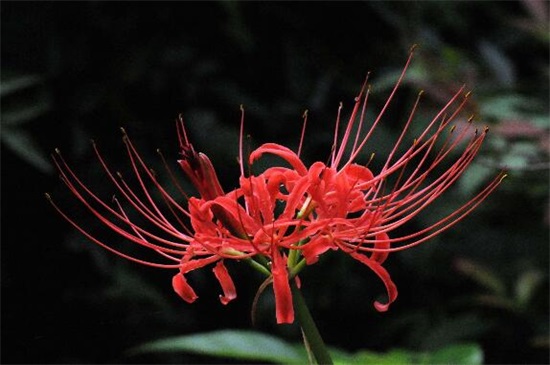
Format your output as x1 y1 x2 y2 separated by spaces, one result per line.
47 47 505 324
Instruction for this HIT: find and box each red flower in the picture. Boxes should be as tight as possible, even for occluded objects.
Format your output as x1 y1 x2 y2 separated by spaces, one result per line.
47 48 505 325
243 49 505 313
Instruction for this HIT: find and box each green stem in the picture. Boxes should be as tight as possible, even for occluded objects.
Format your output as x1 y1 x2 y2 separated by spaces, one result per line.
292 283 333 365
289 258 307 279
223 248 271 277
244 257 271 277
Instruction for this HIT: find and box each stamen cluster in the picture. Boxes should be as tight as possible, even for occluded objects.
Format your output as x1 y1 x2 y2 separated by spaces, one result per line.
47 49 505 324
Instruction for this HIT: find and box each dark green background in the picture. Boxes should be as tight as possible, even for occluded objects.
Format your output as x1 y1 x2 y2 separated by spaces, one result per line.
2 1 548 364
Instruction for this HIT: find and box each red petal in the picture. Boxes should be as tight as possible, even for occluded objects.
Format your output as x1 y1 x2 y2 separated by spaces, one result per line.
178 150 225 201
343 163 374 185
212 261 237 305
250 143 308 176
172 273 198 303
349 251 398 312
300 235 336 264
271 248 294 324
370 232 390 264
179 255 220 274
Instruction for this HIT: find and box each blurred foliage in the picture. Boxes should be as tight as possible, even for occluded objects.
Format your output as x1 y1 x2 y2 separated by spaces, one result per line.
128 329 307 364
1 73 53 173
2 1 548 364
129 329 483 365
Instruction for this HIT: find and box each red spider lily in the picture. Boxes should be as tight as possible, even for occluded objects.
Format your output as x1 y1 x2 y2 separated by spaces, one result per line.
47 48 505 325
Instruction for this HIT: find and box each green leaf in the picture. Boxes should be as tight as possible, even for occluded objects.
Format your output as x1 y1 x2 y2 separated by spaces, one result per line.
102 263 171 309
458 163 496 196
454 258 506 296
0 74 44 97
2 99 51 126
332 343 483 365
514 269 545 308
130 330 483 365
426 343 483 365
478 40 515 87
373 65 428 91
127 329 307 364
1 127 53 174
480 94 535 121
500 141 541 170
331 348 412 365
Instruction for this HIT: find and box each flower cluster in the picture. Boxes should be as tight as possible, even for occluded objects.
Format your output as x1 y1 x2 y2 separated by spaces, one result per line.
47 49 505 324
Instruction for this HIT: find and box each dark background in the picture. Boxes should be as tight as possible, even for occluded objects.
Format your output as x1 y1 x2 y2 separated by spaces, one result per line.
2 1 549 364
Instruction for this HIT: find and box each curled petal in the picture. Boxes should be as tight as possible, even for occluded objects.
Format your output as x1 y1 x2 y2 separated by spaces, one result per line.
266 172 286 198
178 150 225 200
180 254 220 274
271 248 294 324
201 196 260 233
370 232 390 264
308 161 331 181
262 167 301 191
190 195 248 239
346 190 368 213
279 175 310 220
307 162 331 191
348 251 398 312
300 234 337 265
250 143 308 176
306 163 330 212
187 197 217 232
213 261 237 305
342 163 374 187
172 273 198 303
240 175 275 223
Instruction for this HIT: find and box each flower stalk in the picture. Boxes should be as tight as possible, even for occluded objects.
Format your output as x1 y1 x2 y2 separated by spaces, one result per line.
292 282 333 365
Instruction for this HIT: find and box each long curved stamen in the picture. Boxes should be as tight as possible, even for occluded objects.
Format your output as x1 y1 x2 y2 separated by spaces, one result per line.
341 170 506 251
53 149 193 249
297 109 308 158
239 105 246 178
45 194 183 268
332 75 369 167
344 45 417 168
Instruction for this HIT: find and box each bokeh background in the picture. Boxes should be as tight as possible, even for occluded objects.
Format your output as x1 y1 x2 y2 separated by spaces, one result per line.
2 1 549 364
